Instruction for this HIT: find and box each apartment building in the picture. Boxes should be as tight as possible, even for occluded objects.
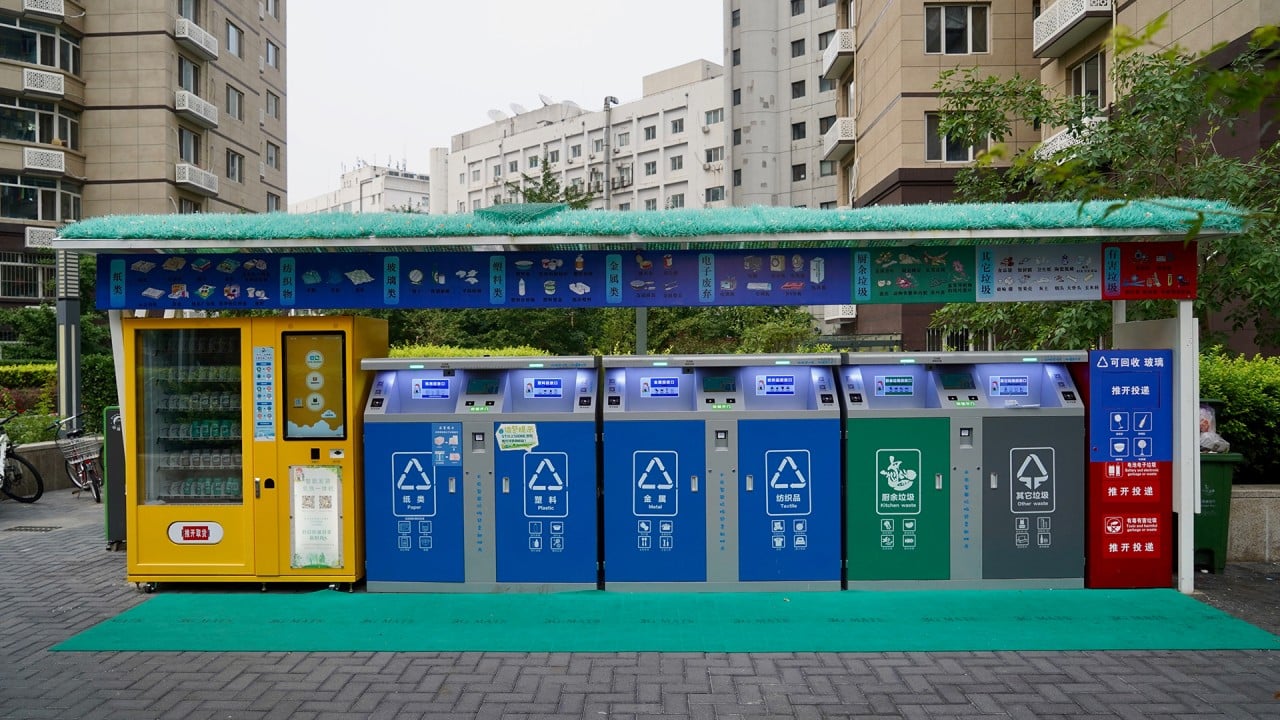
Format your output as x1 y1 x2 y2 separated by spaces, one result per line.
430 61 727 214
724 0 841 210
290 163 429 215
0 0 286 307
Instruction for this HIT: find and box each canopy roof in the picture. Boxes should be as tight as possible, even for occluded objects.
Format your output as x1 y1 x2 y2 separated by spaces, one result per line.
53 199 1241 254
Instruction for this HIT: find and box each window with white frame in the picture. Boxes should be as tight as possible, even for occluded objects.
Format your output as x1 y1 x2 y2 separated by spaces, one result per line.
1070 51 1106 111
266 40 280 68
618 202 630 211
0 15 81 73
528 155 540 167
670 118 684 134
179 0 198 20
178 56 200 93
705 146 723 163
471 168 480 181
266 141 280 169
492 164 501 179
925 112 986 162
226 149 244 182
645 198 657 210
705 108 723 125
0 174 80 222
472 199 481 211
670 155 683 171
668 193 684 208
705 186 724 202
925 4 988 55
644 160 657 176
226 21 243 57
509 160 518 173
226 85 244 121
0 95 80 149
179 198 202 214
178 127 200 164
548 149 559 162
643 125 656 141
593 138 604 153
570 144 581 158
617 131 630 146
265 0 279 18
267 193 281 212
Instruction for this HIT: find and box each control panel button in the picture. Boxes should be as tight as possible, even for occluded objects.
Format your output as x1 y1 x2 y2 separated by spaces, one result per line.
726 397 736 404
464 400 474 406
371 398 384 408
849 392 863 403
578 396 592 407
607 395 621 406
820 393 834 404
1062 391 1077 402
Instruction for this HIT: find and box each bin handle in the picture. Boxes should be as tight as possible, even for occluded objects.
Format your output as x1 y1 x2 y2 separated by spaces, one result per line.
254 477 260 499
990 472 998 489
691 475 699 493
745 474 753 492
935 473 942 491
501 476 510 494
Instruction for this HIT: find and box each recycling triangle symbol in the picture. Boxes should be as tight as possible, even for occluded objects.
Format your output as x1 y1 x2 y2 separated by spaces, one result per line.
527 457 565 491
1017 453 1049 490
1096 356 1109 369
396 457 432 491
769 455 808 489
637 455 675 490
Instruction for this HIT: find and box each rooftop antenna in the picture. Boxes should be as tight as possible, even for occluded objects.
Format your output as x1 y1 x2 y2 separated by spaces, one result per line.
509 102 528 115
486 109 507 122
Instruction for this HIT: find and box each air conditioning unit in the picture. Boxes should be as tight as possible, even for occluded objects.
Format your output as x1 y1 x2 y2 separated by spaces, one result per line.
566 157 576 164
613 148 620 154
702 163 711 170
701 125 710 133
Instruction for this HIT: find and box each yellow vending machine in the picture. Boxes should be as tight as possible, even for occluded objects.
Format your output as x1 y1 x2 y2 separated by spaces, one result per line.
122 315 387 589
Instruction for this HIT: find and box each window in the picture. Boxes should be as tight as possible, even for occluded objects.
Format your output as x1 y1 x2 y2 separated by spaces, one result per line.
226 85 244 121
547 150 559 163
265 0 279 18
818 30 835 51
819 76 836 93
570 144 581 158
706 146 723 163
705 108 723 125
670 118 684 134
226 21 242 57
617 131 630 146
791 163 807 181
0 95 80 149
267 192 281 212
732 48 740 66
1070 51 1106 110
618 202 630 211
0 16 81 73
820 201 837 209
457 201 465 212
471 167 480 181
472 199 481 211
732 169 742 186
925 112 986 161
820 0 836 8
266 40 280 68
731 9 740 26
670 155 683 171
668 193 684 208
0 175 80 223
458 172 464 184
178 56 199 93
705 186 724 202
820 160 836 176
226 150 243 182
179 0 198 20
266 91 279 119
925 4 988 55
791 0 805 16
791 80 805 99
791 121 806 140
643 160 657 176
265 141 280 169
178 127 200 164
644 198 657 210
733 128 742 145
179 198 202 214
791 40 807 59
643 124 656 141
819 115 836 133
492 164 501 179
732 88 742 106
509 160 518 173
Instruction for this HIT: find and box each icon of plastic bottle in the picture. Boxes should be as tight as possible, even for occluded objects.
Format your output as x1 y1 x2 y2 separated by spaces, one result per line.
518 278 526 296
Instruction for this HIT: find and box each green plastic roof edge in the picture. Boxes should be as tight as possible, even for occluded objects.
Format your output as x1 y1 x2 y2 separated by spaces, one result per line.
55 198 1243 248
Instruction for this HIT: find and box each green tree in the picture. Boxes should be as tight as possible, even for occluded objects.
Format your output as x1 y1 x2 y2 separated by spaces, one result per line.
504 156 596 209
930 20 1280 350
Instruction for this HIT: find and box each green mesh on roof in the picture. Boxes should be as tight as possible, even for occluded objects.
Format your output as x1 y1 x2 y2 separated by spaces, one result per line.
474 202 567 223
58 198 1242 243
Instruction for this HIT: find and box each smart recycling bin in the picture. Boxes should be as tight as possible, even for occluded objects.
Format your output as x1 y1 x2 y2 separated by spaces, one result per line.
601 354 842 591
842 352 1087 589
361 357 599 592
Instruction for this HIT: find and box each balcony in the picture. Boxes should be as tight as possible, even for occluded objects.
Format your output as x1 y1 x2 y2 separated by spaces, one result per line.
175 17 219 61
176 163 219 196
175 90 219 128
1035 116 1106 159
22 68 63 97
821 28 855 81
1034 0 1113 58
22 0 64 18
23 147 65 174
822 117 856 161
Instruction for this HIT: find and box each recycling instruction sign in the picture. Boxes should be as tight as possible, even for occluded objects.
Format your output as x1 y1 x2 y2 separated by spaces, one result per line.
392 452 435 518
633 450 678 517
524 451 568 518
765 450 811 516
875 449 921 515
1010 447 1055 513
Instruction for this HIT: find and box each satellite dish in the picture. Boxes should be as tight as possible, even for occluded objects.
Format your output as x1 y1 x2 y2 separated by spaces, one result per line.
487 109 507 122
509 102 528 115
563 100 582 113
538 93 554 107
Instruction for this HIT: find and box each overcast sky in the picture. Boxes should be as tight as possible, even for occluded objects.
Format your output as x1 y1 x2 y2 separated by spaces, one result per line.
286 1 724 202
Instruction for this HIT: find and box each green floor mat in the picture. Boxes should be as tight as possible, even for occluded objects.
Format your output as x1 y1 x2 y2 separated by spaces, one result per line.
55 589 1279 653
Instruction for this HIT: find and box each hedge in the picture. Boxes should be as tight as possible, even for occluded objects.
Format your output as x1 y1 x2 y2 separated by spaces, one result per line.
389 344 550 358
1198 350 1280 484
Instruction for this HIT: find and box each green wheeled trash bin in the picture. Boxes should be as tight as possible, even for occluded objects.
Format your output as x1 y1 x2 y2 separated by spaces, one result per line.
1194 452 1242 573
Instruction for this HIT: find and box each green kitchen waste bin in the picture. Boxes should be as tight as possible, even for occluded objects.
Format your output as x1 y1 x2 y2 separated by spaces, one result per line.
1194 452 1242 573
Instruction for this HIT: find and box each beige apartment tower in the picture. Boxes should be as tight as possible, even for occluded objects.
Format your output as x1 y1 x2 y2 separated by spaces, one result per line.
0 0 286 306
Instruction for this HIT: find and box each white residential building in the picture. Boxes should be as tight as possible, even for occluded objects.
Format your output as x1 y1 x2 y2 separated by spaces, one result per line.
431 61 728 213
725 0 839 209
290 164 430 214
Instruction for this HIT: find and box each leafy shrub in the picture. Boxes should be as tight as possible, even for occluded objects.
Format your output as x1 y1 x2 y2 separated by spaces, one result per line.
0 363 55 392
1199 350 1280 483
80 355 119 433
389 344 550 358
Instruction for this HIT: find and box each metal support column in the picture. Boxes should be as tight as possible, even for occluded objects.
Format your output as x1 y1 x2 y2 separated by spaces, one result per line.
55 250 81 428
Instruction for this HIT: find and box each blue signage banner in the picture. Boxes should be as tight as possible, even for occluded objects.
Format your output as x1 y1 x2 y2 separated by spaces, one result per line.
96 249 853 311
1088 350 1173 463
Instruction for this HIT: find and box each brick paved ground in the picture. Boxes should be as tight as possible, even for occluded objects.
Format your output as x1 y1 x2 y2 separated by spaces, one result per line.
2 491 1277 720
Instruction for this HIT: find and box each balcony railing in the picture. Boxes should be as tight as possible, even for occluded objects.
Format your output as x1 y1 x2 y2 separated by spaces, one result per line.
22 68 63 97
175 17 219 60
1033 0 1113 58
175 90 219 128
22 0 64 17
821 28 855 81
176 163 219 196
822 117 856 161
1035 116 1106 159
23 147 65 174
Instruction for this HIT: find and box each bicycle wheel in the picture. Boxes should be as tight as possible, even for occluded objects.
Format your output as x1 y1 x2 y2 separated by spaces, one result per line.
65 460 101 503
2 453 43 503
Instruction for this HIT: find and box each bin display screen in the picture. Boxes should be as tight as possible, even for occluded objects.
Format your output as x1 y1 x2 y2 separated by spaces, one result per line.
465 378 500 395
640 376 679 398
411 378 451 400
989 375 1030 397
282 332 347 440
755 374 796 396
702 375 737 393
874 375 914 397
940 372 976 390
523 377 563 398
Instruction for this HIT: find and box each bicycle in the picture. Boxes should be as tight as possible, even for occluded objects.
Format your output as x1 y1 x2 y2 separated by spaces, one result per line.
52 415 102 503
0 412 43 503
